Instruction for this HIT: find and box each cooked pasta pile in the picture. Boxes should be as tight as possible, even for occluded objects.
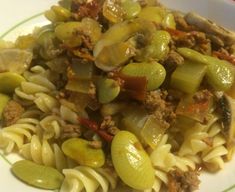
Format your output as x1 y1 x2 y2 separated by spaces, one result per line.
0 0 235 192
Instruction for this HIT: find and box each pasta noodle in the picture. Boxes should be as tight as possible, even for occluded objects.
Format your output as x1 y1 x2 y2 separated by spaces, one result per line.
14 65 58 110
60 166 117 192
1 1 235 191
0 118 38 153
39 115 65 139
202 122 228 172
20 135 75 171
148 134 196 191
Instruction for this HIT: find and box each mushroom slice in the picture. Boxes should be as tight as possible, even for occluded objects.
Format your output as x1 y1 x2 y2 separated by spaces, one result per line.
218 95 235 149
185 12 235 46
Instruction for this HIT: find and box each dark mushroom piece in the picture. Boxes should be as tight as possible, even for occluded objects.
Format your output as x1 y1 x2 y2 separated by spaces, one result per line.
185 12 235 46
217 94 235 159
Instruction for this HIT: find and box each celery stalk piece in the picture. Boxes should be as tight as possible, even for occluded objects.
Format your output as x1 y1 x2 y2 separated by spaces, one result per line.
140 115 166 149
177 47 235 91
170 60 207 93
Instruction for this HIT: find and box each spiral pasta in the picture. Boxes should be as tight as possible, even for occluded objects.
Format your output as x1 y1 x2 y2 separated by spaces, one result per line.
60 166 118 192
14 65 59 111
201 122 228 172
20 135 74 171
0 118 38 153
147 134 196 192
39 115 65 139
38 104 79 139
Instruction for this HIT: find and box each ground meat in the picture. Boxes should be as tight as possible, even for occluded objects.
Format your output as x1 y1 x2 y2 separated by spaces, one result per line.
193 89 213 103
165 50 184 66
100 116 120 135
144 90 176 129
191 31 211 55
172 31 211 55
3 100 24 126
71 0 102 20
61 124 82 140
174 34 196 48
168 169 200 192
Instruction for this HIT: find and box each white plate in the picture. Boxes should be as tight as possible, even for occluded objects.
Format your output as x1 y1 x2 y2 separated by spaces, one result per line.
0 0 235 192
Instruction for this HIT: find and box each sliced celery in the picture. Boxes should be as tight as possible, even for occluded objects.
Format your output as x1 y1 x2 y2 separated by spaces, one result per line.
65 79 91 94
140 115 165 149
177 47 235 91
171 60 207 93
176 91 213 123
70 60 94 80
121 106 148 142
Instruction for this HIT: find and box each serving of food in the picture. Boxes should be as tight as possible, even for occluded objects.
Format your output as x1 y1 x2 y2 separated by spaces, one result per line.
0 0 235 192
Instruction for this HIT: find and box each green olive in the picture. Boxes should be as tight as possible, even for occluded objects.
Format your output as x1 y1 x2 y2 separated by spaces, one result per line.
121 62 166 91
11 160 64 190
55 22 82 47
0 72 25 94
62 138 105 168
97 78 120 104
0 93 10 119
111 131 155 190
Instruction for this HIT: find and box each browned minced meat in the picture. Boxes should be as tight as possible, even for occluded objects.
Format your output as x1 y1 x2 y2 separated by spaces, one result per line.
172 31 211 55
168 169 200 192
193 89 213 103
100 116 120 135
71 0 102 20
3 100 24 126
165 50 184 66
61 124 82 140
144 90 176 129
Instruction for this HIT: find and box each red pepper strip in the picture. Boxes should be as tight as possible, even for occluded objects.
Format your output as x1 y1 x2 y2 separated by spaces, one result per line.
117 73 147 101
79 118 114 142
186 100 210 114
165 28 188 38
213 51 235 65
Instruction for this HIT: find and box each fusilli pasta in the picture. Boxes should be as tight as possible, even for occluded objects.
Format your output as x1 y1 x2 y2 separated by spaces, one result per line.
20 135 74 171
147 134 196 192
202 122 228 172
14 65 59 111
60 166 117 192
0 118 38 153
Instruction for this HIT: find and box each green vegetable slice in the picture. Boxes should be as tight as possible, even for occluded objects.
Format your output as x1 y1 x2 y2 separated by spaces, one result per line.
171 60 207 93
11 160 64 190
121 62 166 91
111 131 155 190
